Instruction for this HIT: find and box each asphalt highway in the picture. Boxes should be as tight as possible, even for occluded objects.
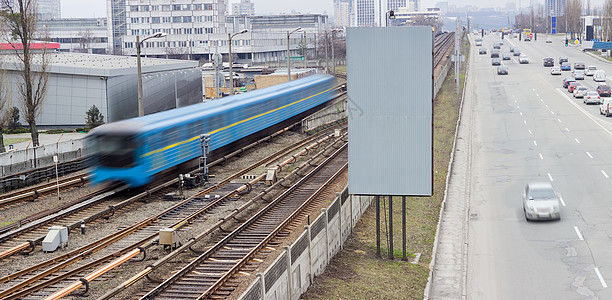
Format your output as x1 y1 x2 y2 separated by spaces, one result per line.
466 32 612 299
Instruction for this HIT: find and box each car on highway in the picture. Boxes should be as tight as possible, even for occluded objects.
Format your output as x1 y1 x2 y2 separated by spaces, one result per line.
573 70 585 80
519 54 530 64
568 82 581 93
561 62 572 71
522 182 561 221
551 66 562 75
502 52 511 60
492 58 501 65
585 66 597 76
479 47 487 54
601 98 612 116
493 42 501 49
584 91 602 104
573 86 588 98
490 49 500 58
574 62 586 70
513 49 522 56
543 57 554 67
475 38 483 46
559 57 569 64
563 77 576 88
546 37 552 43
510 46 516 52
596 84 612 97
594 70 607 82
497 65 508 75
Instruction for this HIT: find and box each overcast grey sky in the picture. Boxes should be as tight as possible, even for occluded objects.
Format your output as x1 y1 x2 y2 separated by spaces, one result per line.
59 0 608 19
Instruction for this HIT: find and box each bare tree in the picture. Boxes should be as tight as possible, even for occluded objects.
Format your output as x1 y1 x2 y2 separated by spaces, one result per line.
0 0 51 147
76 29 93 53
604 0 612 41
565 0 583 40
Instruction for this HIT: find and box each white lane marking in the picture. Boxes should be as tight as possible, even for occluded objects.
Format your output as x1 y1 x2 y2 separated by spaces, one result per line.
539 153 544 160
519 112 523 116
595 267 608 288
536 93 540 97
533 140 538 146
548 173 554 181
603 170 609 178
524 120 527 125
551 111 555 115
545 104 549 108
540 99 544 102
528 129 532 134
566 127 570 132
532 88 536 92
559 195 566 206
574 226 584 240
558 118 562 122
517 105 520 109
587 152 593 158
556 88 612 136
575 138 581 144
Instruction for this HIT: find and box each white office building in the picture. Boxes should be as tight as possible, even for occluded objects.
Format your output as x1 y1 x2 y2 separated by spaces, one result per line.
353 0 407 27
41 18 109 54
334 0 352 28
231 0 254 16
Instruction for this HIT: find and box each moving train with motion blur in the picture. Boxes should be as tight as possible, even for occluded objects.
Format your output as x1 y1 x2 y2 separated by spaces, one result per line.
85 74 342 187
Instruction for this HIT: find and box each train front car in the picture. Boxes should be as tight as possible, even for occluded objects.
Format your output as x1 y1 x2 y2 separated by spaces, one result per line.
86 74 341 188
84 121 150 187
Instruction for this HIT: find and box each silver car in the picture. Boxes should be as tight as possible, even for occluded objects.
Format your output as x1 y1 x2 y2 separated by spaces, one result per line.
523 182 561 221
573 70 585 80
573 86 588 98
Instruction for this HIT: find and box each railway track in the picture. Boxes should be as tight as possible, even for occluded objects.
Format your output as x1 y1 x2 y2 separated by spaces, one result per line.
139 145 348 299
0 173 89 209
0 126 348 299
434 32 455 69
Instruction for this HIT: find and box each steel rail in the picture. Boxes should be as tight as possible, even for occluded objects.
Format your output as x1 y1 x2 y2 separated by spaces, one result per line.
0 127 347 299
140 144 348 299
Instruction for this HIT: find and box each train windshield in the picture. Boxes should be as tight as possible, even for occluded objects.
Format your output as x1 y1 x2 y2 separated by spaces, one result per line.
96 134 137 168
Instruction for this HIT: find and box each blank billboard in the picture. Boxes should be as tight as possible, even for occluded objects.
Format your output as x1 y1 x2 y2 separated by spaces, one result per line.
347 26 433 196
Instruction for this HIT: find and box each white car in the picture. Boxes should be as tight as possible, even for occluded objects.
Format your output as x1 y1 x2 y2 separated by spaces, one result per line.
600 98 612 117
573 86 588 98
584 91 601 104
546 38 552 43
585 66 597 76
594 70 607 82
519 54 530 64
550 66 561 75
523 182 561 221
573 70 585 80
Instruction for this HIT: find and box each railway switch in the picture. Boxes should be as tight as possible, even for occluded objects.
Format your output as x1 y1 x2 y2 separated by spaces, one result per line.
266 167 279 185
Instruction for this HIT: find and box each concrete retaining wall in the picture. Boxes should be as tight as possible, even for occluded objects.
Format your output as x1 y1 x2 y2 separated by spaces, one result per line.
0 139 84 178
301 98 347 132
238 186 373 300
434 52 453 99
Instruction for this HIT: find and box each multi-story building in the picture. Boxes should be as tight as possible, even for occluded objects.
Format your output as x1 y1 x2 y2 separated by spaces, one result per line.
107 0 226 56
353 0 409 27
231 0 254 16
394 6 441 29
354 0 377 26
38 0 61 20
408 0 419 12
41 18 109 54
545 0 565 17
334 0 352 28
1 0 60 20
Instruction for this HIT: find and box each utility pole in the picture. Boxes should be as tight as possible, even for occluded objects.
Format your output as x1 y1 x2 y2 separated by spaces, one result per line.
454 17 461 94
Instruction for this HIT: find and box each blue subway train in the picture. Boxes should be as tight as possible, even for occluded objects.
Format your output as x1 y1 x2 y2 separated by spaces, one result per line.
85 74 341 187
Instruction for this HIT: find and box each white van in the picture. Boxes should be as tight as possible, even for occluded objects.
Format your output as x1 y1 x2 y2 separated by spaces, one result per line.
601 98 612 117
594 70 607 82
586 66 597 76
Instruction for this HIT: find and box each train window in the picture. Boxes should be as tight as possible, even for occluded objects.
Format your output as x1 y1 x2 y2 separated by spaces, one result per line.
97 134 136 168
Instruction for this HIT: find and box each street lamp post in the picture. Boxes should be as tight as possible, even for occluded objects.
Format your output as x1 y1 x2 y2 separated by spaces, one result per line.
287 27 302 81
137 32 167 117
229 29 248 96
386 10 396 27
330 28 341 76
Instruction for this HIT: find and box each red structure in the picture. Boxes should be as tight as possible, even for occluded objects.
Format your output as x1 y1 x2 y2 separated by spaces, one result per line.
0 42 60 50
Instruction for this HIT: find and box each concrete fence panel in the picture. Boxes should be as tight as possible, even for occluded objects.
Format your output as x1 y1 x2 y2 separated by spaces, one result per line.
239 187 373 300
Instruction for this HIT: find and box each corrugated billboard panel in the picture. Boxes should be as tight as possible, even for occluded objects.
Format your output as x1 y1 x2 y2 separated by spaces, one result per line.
347 27 433 196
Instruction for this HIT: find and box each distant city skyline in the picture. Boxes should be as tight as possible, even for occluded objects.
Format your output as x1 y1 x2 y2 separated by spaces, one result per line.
59 0 609 19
